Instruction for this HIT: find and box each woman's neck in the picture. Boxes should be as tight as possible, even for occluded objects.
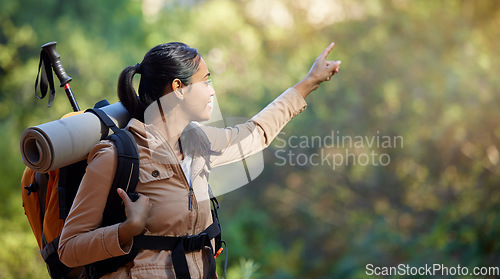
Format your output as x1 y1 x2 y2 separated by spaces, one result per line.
144 98 190 160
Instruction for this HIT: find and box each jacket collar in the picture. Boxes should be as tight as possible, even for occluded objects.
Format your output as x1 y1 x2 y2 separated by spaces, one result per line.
126 118 207 181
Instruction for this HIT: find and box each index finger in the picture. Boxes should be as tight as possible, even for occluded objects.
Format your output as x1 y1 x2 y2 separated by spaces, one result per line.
319 42 335 60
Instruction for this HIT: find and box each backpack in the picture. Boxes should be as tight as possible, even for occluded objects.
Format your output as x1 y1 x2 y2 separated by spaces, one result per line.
22 104 141 279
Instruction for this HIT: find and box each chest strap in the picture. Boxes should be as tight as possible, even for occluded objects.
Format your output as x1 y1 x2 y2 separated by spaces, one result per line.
133 221 220 279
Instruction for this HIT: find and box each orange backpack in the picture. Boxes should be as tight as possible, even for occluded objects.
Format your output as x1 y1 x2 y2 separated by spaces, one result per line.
22 169 62 251
21 168 86 278
21 108 142 279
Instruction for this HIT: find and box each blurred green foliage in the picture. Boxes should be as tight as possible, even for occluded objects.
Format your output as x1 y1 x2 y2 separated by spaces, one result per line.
1 0 499 278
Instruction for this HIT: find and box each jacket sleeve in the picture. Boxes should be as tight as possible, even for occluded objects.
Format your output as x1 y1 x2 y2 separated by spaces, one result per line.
58 141 131 267
201 87 307 168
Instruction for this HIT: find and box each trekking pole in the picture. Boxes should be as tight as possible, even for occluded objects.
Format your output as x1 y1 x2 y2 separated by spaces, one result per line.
41 42 80 112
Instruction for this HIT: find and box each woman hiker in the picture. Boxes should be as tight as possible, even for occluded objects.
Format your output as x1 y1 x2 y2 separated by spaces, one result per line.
58 41 341 278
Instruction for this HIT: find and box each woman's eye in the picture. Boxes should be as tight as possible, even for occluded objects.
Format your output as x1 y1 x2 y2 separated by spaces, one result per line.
205 79 212 86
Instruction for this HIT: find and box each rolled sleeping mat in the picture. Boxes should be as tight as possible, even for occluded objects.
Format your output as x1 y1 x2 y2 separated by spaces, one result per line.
20 102 131 173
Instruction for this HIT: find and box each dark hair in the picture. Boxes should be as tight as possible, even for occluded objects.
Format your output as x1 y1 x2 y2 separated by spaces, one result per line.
118 42 200 121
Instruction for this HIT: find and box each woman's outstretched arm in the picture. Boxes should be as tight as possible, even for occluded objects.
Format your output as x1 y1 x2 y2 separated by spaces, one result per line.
202 42 341 168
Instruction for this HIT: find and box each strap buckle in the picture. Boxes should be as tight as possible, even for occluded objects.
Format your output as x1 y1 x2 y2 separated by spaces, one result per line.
183 232 209 252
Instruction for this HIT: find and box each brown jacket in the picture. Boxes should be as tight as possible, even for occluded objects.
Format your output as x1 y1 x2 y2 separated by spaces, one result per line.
58 88 307 278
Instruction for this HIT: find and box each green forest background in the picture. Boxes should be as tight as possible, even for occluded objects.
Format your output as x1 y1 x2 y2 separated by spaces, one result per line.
1 0 499 278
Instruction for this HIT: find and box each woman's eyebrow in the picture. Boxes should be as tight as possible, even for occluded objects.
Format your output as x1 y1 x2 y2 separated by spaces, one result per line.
204 72 211 78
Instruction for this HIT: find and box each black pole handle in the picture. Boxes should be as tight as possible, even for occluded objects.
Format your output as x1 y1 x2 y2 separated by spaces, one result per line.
42 41 72 87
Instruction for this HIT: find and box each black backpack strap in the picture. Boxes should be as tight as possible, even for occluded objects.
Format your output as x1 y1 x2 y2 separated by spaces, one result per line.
85 108 140 277
40 236 59 261
133 221 221 279
85 108 140 224
210 195 228 279
210 196 222 251
41 236 84 279
86 107 120 138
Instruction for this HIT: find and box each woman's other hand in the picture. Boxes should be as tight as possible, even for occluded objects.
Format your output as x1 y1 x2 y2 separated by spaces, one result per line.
117 188 152 249
294 42 341 98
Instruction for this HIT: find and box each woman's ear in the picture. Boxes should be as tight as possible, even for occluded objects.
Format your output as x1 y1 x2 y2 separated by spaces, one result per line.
171 78 184 100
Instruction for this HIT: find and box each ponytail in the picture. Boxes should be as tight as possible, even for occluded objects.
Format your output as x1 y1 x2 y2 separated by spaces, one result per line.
117 64 145 121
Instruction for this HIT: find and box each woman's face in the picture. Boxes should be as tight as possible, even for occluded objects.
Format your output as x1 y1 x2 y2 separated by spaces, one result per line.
181 57 215 122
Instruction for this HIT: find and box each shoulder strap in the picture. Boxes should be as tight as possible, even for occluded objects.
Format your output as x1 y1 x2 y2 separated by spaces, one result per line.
85 108 140 226
209 189 228 279
84 108 141 278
